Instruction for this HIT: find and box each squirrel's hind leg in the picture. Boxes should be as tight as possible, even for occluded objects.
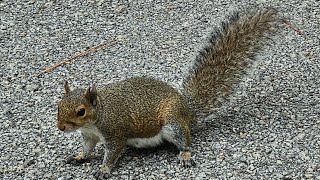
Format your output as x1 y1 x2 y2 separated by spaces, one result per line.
161 123 196 167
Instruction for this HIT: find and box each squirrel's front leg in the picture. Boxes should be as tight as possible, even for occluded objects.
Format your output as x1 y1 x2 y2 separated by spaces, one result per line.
94 139 126 178
66 132 99 164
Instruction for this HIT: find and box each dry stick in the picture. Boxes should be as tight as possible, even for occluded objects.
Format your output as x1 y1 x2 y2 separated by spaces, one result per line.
282 19 304 35
36 38 116 77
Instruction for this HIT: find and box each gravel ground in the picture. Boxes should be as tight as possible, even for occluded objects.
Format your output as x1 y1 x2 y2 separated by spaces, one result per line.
1 0 319 179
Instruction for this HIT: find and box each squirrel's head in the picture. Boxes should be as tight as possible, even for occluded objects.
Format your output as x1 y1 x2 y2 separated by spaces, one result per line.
57 81 97 132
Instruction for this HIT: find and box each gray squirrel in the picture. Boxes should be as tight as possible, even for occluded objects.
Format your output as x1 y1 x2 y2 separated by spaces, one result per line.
57 8 279 177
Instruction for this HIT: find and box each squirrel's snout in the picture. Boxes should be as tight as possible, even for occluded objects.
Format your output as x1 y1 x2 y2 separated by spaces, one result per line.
57 123 66 131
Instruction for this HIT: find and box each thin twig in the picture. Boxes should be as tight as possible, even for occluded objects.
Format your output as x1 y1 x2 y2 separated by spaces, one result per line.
282 19 304 35
35 38 116 77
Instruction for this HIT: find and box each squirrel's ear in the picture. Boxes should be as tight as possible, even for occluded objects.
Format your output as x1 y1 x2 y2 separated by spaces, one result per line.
64 81 70 94
85 84 97 106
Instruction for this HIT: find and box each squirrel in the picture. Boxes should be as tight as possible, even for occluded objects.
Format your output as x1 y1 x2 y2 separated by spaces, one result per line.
57 8 279 177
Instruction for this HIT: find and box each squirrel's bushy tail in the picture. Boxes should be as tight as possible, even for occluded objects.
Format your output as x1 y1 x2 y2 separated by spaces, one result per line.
183 8 278 116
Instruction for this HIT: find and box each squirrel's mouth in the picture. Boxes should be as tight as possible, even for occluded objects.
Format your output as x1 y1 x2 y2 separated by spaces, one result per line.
57 122 78 132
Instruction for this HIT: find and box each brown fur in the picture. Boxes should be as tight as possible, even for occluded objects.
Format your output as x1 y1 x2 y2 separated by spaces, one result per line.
157 96 179 125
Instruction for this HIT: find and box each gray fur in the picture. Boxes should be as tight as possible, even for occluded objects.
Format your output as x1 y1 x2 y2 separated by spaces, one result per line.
183 9 278 116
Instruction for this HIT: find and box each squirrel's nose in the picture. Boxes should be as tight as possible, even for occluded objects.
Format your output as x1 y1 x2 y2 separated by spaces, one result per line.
57 123 66 131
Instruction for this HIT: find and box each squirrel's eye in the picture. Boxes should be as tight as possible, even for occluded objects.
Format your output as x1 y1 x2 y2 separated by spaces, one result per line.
77 108 85 116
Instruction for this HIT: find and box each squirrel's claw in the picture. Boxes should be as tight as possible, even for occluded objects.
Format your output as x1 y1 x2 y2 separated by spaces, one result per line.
93 170 108 180
65 157 89 165
93 165 111 179
177 151 196 168
65 152 89 165
178 158 196 168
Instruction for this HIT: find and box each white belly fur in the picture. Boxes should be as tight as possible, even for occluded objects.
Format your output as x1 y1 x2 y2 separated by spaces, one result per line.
126 125 177 148
78 124 171 149
127 132 164 148
78 125 106 143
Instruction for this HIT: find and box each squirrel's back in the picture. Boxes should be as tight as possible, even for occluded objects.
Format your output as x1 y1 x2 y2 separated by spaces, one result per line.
183 8 278 115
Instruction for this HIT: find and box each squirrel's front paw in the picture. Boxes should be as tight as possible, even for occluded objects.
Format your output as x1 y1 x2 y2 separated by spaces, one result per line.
65 152 89 165
178 151 196 168
93 165 111 179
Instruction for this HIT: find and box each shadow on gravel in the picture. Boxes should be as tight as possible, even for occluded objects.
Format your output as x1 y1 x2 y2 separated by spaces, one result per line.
192 109 251 140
